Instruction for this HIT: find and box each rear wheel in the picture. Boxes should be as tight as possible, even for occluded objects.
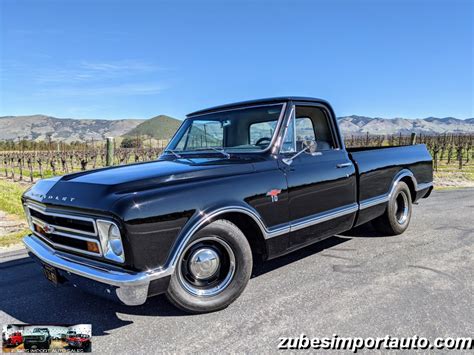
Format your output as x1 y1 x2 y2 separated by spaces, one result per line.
166 219 252 314
372 181 412 235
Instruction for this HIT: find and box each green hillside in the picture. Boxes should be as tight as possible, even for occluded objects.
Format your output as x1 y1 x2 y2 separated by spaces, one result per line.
123 115 182 140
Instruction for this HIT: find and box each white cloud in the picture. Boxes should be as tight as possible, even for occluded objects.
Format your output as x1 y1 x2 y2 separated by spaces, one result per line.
34 60 166 84
80 60 162 73
35 83 163 97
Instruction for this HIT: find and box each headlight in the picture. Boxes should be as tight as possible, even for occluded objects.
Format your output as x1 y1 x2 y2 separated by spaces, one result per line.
97 220 125 263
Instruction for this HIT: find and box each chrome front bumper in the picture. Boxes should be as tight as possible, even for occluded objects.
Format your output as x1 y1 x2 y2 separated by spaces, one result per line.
23 235 171 306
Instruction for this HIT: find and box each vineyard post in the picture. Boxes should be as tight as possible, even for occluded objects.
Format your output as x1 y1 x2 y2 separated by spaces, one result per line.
433 146 439 172
10 157 15 180
28 156 34 182
106 137 114 166
410 132 417 145
3 156 7 177
457 145 463 170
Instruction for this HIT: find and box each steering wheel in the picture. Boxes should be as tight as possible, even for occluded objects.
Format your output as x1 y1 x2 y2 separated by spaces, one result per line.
255 137 271 146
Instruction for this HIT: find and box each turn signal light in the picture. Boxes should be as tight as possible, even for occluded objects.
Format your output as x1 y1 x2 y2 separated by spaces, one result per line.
86 241 100 254
35 224 45 234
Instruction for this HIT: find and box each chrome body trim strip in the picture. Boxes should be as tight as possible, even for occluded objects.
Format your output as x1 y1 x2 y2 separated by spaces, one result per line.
359 195 389 210
358 170 433 210
289 203 359 232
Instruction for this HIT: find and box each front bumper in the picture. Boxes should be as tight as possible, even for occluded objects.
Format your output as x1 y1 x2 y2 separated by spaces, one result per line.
23 235 171 305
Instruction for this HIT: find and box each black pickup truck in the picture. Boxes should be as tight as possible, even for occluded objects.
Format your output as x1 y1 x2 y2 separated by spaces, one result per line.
23 97 433 313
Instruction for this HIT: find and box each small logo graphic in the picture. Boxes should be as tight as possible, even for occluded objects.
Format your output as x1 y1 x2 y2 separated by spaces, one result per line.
266 189 281 202
42 224 55 234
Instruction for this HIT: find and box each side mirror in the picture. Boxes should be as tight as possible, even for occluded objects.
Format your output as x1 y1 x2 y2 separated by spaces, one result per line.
282 139 321 165
302 139 317 154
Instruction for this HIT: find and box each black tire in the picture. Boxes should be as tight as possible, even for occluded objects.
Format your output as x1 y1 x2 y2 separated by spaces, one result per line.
166 219 253 314
373 181 412 235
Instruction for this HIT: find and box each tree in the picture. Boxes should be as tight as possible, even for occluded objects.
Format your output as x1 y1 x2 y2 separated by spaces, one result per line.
120 137 142 148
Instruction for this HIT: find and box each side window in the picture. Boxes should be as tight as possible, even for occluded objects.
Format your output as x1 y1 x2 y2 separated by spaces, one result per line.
295 117 316 151
249 121 277 145
295 106 336 151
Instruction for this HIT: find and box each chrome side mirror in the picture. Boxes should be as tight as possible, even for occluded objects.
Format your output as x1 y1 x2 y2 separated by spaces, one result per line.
303 139 317 154
282 139 320 165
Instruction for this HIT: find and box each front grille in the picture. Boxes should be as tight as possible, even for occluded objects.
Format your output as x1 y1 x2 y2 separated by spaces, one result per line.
26 203 102 257
36 227 91 250
24 336 43 341
29 208 95 234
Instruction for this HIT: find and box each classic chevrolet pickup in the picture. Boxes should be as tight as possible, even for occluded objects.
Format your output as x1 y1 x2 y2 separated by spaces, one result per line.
23 97 433 313
23 328 51 350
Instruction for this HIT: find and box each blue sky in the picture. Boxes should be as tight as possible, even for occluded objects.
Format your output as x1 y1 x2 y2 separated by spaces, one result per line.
0 0 472 120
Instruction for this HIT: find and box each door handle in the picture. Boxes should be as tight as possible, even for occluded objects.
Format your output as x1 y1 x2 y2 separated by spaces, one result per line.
336 162 352 168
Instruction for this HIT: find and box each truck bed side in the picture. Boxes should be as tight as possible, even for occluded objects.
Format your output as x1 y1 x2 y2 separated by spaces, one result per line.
348 144 433 227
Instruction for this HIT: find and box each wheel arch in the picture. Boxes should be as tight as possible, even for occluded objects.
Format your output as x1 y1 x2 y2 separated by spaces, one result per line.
211 211 267 261
389 169 417 202
399 176 416 202
167 206 269 270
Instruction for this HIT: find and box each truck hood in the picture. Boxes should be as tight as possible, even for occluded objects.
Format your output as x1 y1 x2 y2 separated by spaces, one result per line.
23 157 256 211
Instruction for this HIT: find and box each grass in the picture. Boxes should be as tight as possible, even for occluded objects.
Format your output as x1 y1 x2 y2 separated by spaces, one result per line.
0 179 28 247
0 179 28 217
433 159 474 189
0 229 29 247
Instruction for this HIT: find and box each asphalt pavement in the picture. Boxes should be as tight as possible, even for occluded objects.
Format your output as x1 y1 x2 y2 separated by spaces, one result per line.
1 189 473 353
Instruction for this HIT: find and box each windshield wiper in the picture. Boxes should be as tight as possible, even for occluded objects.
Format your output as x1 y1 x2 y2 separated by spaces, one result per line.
163 149 182 159
208 147 231 159
163 149 196 163
180 147 231 159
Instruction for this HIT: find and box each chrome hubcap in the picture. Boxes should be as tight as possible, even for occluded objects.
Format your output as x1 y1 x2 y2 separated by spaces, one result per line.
395 191 409 224
188 248 220 280
178 236 236 297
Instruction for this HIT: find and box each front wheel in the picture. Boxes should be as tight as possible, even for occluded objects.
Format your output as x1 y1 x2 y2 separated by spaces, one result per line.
166 219 253 314
372 181 412 235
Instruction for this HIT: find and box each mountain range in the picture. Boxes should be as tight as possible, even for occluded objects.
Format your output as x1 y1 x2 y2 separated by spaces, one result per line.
0 115 145 142
338 115 474 135
0 114 472 142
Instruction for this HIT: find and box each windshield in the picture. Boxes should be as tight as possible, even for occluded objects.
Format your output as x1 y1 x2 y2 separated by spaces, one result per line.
166 104 284 153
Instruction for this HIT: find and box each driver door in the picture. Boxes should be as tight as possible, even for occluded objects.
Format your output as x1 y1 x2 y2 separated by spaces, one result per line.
279 103 357 249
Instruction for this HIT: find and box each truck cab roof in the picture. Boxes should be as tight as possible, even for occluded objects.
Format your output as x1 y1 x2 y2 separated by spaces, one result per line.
187 96 332 117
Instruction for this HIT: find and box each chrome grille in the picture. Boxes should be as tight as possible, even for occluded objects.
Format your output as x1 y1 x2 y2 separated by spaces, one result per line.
25 202 102 257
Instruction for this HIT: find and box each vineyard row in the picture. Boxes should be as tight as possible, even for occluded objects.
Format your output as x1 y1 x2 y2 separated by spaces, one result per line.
0 133 472 183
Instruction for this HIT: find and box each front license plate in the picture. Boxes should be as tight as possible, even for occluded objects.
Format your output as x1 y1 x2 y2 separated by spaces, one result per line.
43 264 58 286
